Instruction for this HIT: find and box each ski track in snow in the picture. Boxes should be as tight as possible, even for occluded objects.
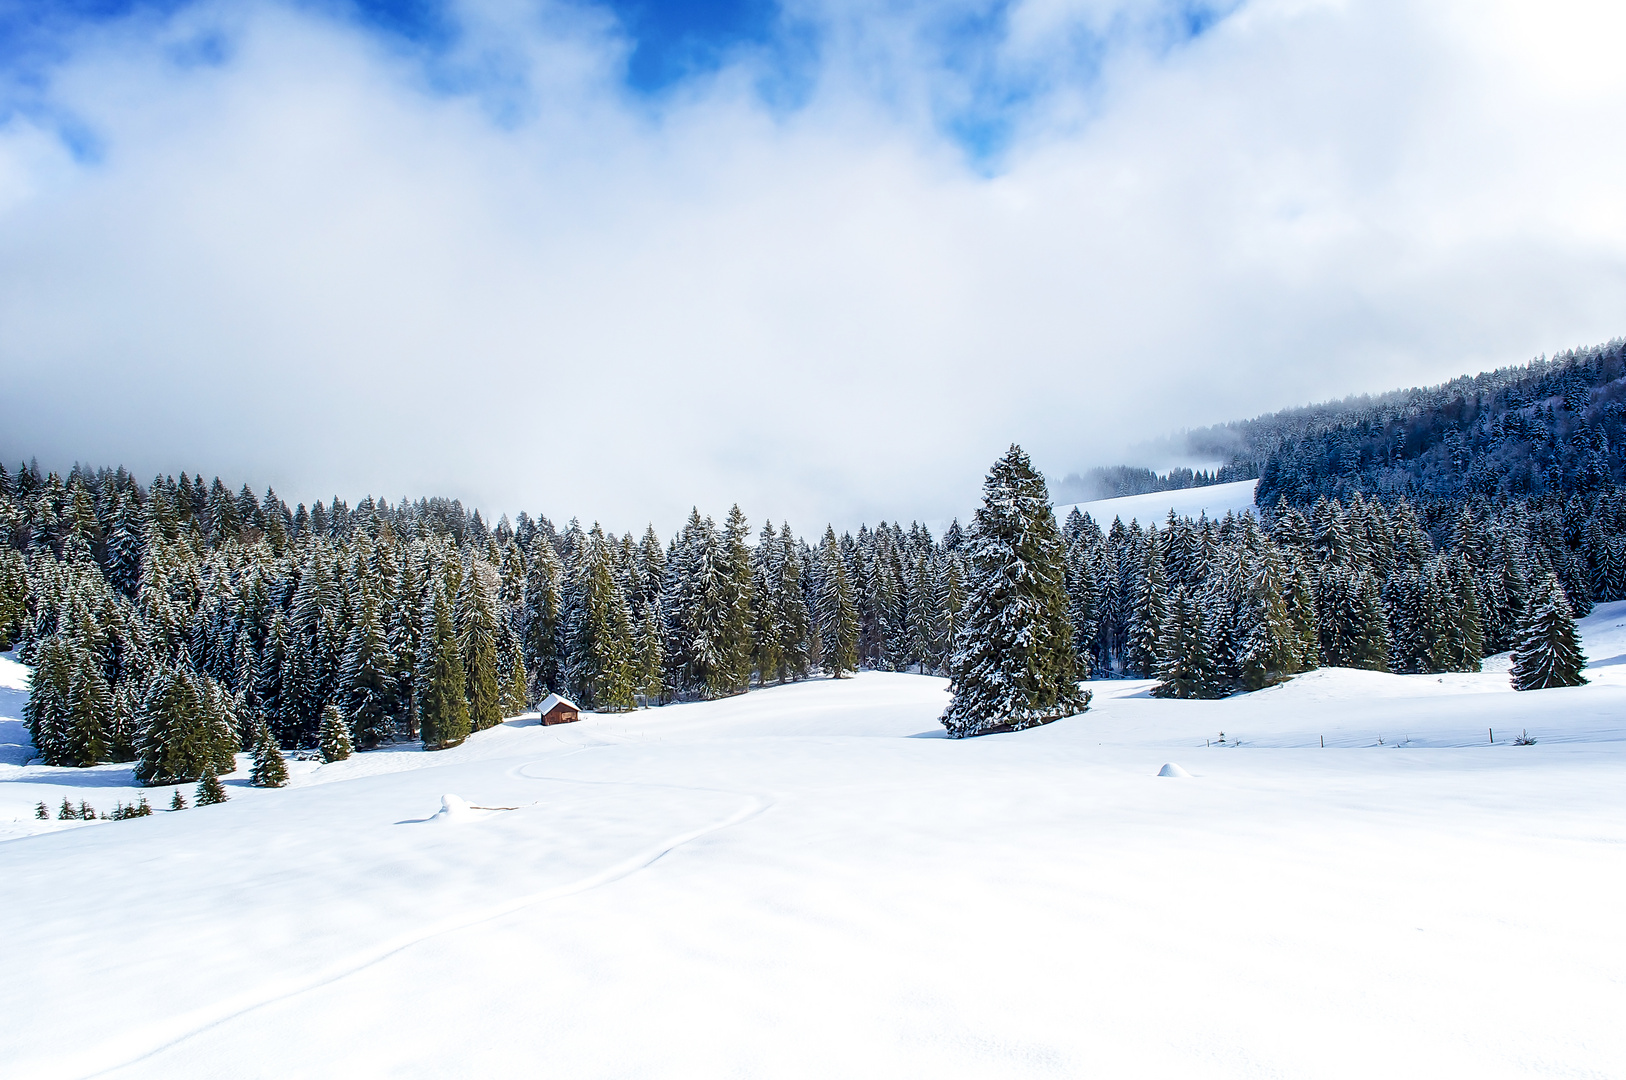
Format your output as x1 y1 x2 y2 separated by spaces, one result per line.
85 771 772 1080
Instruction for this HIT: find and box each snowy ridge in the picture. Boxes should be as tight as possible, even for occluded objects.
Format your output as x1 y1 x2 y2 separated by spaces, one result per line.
1055 477 1260 526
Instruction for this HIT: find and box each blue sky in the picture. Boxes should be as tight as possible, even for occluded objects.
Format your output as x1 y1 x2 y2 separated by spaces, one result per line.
0 0 1233 167
1 0 1623 531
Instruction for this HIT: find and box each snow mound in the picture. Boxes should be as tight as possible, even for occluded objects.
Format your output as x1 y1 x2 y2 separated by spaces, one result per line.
1157 763 1191 778
1252 666 1502 702
434 794 477 822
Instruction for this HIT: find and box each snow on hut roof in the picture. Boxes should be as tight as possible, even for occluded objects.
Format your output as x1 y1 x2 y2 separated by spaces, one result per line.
539 693 579 714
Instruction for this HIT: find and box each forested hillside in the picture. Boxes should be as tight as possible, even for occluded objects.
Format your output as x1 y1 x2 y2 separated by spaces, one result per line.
0 466 978 771
7 340 1626 780
1184 339 1626 508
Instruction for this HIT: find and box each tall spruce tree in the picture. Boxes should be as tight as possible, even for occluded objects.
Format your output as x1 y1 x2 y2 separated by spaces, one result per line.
564 528 638 712
1127 531 1168 678
817 527 858 678
941 446 1091 738
777 524 812 680
1233 547 1303 691
719 505 755 694
418 583 471 750
1152 588 1221 699
341 593 395 749
1509 573 1588 690
21 637 73 765
457 562 503 732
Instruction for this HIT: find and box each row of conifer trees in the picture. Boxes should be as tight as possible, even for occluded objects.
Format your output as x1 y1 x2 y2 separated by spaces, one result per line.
1 446 1597 778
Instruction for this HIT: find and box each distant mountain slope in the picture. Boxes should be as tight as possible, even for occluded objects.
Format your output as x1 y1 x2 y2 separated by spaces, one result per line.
1054 479 1259 527
1081 337 1626 511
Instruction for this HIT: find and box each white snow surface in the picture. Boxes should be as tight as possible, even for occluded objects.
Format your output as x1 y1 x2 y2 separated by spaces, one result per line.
1057 477 1261 527
4 605 1626 1078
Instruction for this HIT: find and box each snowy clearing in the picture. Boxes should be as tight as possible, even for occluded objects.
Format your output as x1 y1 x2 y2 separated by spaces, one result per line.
4 603 1626 1078
1055 477 1260 527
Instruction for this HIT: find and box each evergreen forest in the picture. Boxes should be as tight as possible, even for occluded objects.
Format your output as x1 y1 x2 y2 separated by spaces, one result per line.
5 341 1618 774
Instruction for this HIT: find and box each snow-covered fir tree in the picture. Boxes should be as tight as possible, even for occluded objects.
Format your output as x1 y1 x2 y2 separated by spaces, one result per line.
196 770 229 805
941 446 1091 738
1152 588 1221 699
418 581 471 751
564 526 637 712
134 667 236 786
341 592 395 749
250 720 289 787
1509 573 1588 691
319 703 353 762
817 527 858 678
457 560 503 732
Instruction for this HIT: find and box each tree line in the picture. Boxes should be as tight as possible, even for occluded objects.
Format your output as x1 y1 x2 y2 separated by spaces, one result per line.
4 404 1606 780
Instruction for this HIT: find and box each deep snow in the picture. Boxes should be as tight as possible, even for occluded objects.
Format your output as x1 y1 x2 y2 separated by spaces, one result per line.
3 603 1626 1077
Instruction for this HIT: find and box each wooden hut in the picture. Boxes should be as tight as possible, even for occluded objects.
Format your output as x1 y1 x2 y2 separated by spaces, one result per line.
539 693 581 726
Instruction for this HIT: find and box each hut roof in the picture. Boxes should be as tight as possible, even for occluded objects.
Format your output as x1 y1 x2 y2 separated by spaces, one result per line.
538 693 580 715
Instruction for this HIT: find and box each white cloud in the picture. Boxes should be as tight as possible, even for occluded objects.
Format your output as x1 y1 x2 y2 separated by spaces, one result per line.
1 0 1624 533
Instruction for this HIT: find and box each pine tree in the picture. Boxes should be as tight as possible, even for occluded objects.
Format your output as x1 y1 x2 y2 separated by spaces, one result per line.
22 637 72 766
1127 532 1168 679
457 562 502 731
1349 571 1391 672
904 554 940 674
170 789 187 811
200 676 241 777
1509 573 1588 690
1152 589 1222 699
750 522 785 684
501 653 529 717
196 771 229 805
418 582 471 750
1283 557 1321 670
941 446 1091 737
521 540 564 702
935 553 966 668
319 703 353 762
818 527 858 678
1234 548 1303 691
135 668 232 786
34 801 48 820
634 602 664 704
777 524 811 680
341 593 395 749
1440 557 1485 672
256 613 292 746
0 546 27 649
719 505 755 693
1064 537 1097 679
564 528 637 712
250 720 290 787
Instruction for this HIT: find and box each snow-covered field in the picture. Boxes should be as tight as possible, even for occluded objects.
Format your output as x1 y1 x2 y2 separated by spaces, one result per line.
1056 477 1261 526
4 603 1626 1078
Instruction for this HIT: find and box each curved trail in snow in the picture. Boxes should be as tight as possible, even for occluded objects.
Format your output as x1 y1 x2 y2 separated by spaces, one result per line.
75 768 773 1080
